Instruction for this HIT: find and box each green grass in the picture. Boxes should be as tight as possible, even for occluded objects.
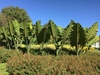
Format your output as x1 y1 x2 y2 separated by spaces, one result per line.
0 63 8 75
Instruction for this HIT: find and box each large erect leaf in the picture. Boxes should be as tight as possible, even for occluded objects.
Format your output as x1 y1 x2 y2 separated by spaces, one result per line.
2 27 8 38
35 20 42 35
70 22 86 55
70 23 79 46
86 22 98 42
87 36 99 47
21 22 30 37
48 20 59 40
12 20 20 36
62 20 73 41
79 25 87 46
70 22 86 46
8 20 14 36
57 26 64 36
37 27 50 44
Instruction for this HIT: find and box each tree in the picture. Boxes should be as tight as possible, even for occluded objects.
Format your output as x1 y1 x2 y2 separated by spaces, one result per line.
1 6 32 23
0 13 8 27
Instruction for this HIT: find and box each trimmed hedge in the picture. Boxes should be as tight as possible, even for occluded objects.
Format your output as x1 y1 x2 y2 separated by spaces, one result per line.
7 52 100 75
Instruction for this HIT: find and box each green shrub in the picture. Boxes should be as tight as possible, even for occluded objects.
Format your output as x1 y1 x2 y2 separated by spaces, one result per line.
7 52 100 75
0 47 22 63
7 54 49 75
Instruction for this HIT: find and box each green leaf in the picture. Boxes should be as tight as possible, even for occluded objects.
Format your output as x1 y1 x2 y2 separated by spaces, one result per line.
79 25 87 46
8 20 14 36
87 36 99 47
37 27 50 44
35 20 42 35
70 21 86 55
21 22 29 37
48 20 59 41
2 27 8 38
70 22 86 46
12 20 20 36
62 20 73 41
57 26 64 36
86 22 98 42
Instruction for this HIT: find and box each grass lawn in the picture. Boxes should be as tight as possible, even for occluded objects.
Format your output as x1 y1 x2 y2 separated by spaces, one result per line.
0 63 8 75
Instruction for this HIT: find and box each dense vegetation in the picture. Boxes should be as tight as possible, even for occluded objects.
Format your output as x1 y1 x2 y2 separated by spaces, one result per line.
0 6 99 55
0 6 100 75
7 52 100 75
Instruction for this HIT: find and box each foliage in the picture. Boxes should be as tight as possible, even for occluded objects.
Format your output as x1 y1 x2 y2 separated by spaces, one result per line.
0 13 8 27
37 27 50 44
0 6 99 55
83 22 98 51
62 20 73 42
1 27 11 49
0 63 8 75
87 36 99 47
48 20 59 41
86 22 98 45
21 21 36 53
7 52 100 75
47 20 61 55
0 47 22 63
70 21 86 55
9 20 21 51
1 6 32 23
35 20 42 37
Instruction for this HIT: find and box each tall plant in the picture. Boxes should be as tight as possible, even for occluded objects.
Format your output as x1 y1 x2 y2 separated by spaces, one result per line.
21 22 36 54
37 26 50 55
1 27 11 49
56 20 73 55
8 20 22 51
85 22 98 48
70 21 86 55
47 20 60 56
87 36 99 47
35 21 50 55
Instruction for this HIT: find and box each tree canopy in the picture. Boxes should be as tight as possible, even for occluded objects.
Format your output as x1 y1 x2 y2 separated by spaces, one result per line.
0 13 8 27
1 6 32 23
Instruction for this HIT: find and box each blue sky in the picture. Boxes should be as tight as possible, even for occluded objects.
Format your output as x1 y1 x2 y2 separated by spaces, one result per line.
0 0 100 35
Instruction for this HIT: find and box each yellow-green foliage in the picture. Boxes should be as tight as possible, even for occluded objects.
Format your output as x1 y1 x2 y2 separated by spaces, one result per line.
19 44 26 48
31 45 40 50
63 45 71 49
44 44 56 50
0 63 8 75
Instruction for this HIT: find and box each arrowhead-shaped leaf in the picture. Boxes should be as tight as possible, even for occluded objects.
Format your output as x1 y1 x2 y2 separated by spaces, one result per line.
62 20 73 41
86 22 98 42
48 20 59 40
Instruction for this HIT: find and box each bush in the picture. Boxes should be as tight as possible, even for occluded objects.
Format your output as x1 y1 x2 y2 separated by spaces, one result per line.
0 47 22 63
7 52 100 75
